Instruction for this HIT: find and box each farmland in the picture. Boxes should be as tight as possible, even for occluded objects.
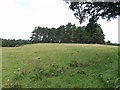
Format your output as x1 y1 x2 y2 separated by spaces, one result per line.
2 43 119 88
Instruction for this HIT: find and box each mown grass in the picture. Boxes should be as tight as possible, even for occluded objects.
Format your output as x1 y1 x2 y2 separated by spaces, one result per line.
2 43 119 88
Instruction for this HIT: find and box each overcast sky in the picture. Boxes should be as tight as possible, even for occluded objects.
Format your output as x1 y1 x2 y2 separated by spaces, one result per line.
0 0 118 43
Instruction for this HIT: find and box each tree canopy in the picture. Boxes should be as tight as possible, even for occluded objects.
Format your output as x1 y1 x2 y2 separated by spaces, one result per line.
65 1 120 24
30 23 105 44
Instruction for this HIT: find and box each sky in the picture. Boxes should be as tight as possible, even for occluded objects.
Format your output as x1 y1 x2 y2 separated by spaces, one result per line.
0 0 118 43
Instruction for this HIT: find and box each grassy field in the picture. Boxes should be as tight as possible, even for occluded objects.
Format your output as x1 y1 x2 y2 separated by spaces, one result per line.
2 43 119 88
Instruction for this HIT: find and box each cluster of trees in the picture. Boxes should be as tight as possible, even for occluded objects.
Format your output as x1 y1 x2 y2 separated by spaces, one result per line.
31 23 105 44
1 21 119 47
0 39 32 47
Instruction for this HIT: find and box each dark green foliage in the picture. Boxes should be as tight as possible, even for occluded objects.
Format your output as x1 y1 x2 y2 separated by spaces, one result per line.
106 40 119 46
31 23 105 44
1 39 32 47
106 40 112 45
66 1 120 24
85 22 105 44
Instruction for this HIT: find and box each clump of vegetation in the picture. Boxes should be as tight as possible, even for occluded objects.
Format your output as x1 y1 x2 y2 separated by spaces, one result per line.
30 67 44 81
49 64 65 77
69 60 79 68
77 70 86 75
13 71 25 81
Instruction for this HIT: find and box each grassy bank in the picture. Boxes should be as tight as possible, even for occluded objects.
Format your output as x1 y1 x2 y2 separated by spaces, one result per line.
2 43 119 88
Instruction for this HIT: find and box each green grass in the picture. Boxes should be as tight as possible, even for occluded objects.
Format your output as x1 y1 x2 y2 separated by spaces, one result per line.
2 43 119 88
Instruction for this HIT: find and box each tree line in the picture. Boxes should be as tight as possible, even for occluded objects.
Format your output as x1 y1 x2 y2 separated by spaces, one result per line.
31 23 105 44
0 39 32 47
1 22 119 47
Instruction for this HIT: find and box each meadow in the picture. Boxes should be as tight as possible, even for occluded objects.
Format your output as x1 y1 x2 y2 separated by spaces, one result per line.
2 43 119 88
